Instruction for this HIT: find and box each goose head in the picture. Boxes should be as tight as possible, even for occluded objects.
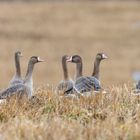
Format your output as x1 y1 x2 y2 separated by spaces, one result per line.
96 53 108 61
67 55 83 78
62 55 69 62
30 56 44 64
15 51 23 57
67 55 82 64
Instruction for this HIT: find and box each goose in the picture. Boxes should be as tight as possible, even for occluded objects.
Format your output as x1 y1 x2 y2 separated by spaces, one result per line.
132 71 140 93
0 56 44 100
67 55 101 94
57 55 74 93
92 53 108 80
136 81 140 90
132 71 140 83
9 51 23 87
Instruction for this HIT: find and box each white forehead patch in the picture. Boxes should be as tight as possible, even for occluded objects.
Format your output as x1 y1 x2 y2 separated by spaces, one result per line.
37 57 44 62
67 56 73 62
102 54 108 59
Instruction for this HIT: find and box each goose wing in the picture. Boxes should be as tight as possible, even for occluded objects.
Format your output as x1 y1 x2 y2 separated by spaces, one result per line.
74 76 101 93
0 83 25 99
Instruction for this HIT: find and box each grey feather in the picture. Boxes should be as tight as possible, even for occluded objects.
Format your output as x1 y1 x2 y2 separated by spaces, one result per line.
9 51 23 87
136 81 140 90
57 80 74 94
132 72 140 82
0 83 25 99
132 72 140 90
74 76 101 93
9 77 23 87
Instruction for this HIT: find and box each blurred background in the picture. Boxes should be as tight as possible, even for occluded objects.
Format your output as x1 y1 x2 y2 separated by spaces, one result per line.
0 1 140 88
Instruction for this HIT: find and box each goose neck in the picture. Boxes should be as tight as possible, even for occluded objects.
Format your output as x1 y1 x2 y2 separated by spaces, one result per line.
15 54 21 77
62 57 69 80
92 59 101 79
76 62 83 79
24 61 34 82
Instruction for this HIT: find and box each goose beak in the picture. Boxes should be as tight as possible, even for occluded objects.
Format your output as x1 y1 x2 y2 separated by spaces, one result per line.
20 53 23 57
66 56 72 62
102 54 108 59
37 57 45 62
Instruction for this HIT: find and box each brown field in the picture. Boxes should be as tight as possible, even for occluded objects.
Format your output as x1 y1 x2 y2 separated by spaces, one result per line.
0 1 140 140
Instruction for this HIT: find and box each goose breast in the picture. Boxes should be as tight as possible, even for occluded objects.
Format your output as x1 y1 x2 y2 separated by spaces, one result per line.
57 80 74 93
9 77 24 87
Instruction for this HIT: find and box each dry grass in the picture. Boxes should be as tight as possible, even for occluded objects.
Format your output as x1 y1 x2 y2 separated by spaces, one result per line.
0 84 140 140
0 1 140 140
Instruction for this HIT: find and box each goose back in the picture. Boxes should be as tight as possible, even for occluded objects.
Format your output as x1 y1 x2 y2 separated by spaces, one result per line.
0 83 25 99
0 83 33 100
74 76 101 93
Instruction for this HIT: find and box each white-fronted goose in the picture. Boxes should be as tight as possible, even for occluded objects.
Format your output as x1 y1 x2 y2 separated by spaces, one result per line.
67 55 101 94
132 72 140 93
57 55 74 93
132 72 140 83
136 81 140 91
9 51 23 86
92 53 108 80
0 56 44 100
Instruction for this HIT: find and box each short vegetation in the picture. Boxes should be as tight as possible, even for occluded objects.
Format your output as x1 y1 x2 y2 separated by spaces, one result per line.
0 84 139 140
